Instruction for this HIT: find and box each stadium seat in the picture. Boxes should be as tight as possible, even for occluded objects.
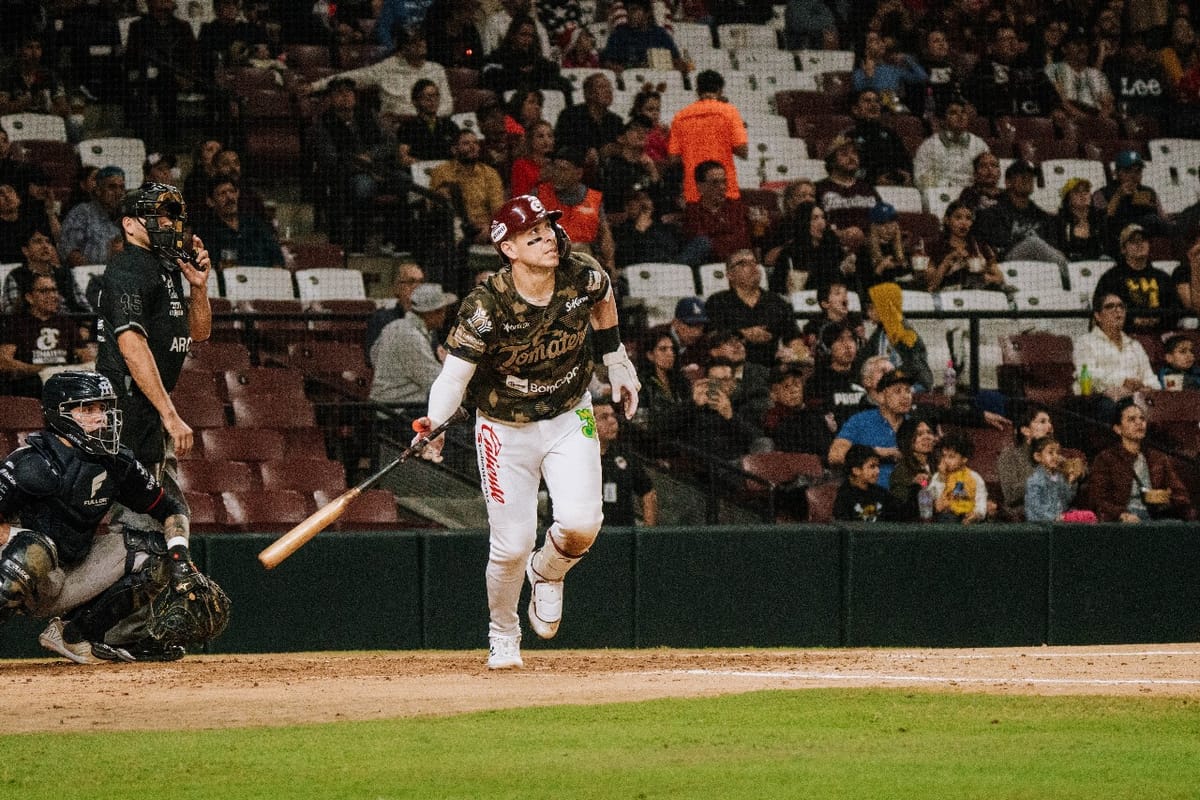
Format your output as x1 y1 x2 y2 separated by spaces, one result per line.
795 49 855 75
923 187 957 218
223 367 307 401
997 332 1075 405
283 427 330 460
937 289 1012 311
671 22 717 53
740 452 824 494
1040 158 1107 195
715 24 779 51
222 267 296 301
698 262 728 295
77 136 146 184
1142 390 1200 423
183 491 224 532
1065 260 1110 299
336 43 388 70
71 264 105 298
259 458 346 495
805 482 839 523
232 395 318 429
14 140 79 191
200 427 286 462
789 290 819 313
306 298 375 342
1147 138 1200 170
0 113 67 142
183 341 252 373
999 260 1066 293
313 488 402 530
282 44 333 78
294 268 367 301
289 242 345 271
172 368 220 401
176 392 229 429
1012 289 1087 312
876 186 924 214
730 48 797 73
0 396 43 430
624 262 697 298
221 489 309 532
179 460 257 495
410 159 439 190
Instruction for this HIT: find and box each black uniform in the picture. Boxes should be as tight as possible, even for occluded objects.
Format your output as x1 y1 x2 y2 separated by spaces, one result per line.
600 446 654 527
94 245 191 466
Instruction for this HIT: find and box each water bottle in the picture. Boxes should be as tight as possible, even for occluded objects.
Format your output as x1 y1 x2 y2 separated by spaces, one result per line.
943 359 957 398
1079 364 1092 396
917 480 934 522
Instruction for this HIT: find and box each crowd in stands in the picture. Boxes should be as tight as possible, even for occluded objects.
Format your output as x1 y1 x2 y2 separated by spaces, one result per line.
5 0 1200 526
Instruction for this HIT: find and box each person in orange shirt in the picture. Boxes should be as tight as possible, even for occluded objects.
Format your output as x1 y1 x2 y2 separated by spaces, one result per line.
668 69 749 204
535 145 616 277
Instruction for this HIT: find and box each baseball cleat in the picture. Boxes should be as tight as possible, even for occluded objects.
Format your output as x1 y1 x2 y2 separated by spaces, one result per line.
38 618 103 665
122 640 187 662
91 642 137 662
487 634 524 670
526 555 563 640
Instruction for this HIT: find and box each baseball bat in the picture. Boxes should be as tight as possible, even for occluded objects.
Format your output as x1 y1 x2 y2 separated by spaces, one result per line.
257 408 469 569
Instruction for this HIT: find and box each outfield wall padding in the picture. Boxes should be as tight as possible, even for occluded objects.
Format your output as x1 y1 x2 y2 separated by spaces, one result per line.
3 523 1198 657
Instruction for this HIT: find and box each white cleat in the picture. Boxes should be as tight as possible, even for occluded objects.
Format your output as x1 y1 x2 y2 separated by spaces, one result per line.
487 634 524 670
526 555 563 640
38 617 102 665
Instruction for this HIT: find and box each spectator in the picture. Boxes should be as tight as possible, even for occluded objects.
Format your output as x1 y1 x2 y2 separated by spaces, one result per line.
705 328 772 426
854 202 913 295
955 151 1003 213
918 29 961 116
480 0 554 58
612 191 704 268
307 25 451 124
669 69 749 205
1084 397 1191 522
600 0 683 70
1162 16 1200 90
595 395 658 526
851 32 928 116
1159 334 1200 390
397 79 460 162
142 153 177 187
814 137 881 252
554 72 625 170
58 0 123 105
510 120 555 197
1095 224 1183 334
123 0 196 148
535 145 616 275
369 282 457 406
366 262 425 363
0 274 91 398
923 200 1005 293
964 25 1062 121
912 97 991 190
800 282 865 355
888 416 938 521
1027 17 1069 68
638 328 693 448
806 321 867 425
505 88 546 135
194 177 285 270
2 228 90 317
0 34 73 137
628 87 671 166
647 296 709 369
210 148 267 220
0 128 37 202
561 27 601 69
1052 177 1108 262
842 88 913 187
973 159 1068 268
423 0 485 71
1092 150 1170 254
375 0 437 52
683 356 761 462
833 443 891 521
996 405 1055 521
196 0 269 83
765 201 850 294
784 0 839 51
307 78 404 253
827 368 914 488
1073 290 1162 423
1106 33 1170 122
705 248 798 368
1024 435 1086 522
601 116 667 216
182 139 223 214
430 129 507 246
0 182 39 265
1045 28 1116 121
481 14 571 98
926 430 987 524
681 160 752 264
476 99 523 175
61 164 100 219
57 166 124 269
763 363 833 456
858 282 933 391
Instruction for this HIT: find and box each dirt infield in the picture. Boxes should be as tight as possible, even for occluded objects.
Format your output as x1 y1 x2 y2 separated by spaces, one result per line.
2 644 1198 733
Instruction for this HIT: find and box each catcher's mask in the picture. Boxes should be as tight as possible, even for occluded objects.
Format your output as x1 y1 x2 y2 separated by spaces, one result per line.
42 370 123 456
123 182 188 264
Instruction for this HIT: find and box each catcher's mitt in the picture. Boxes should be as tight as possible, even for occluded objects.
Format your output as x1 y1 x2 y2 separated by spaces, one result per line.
147 572 232 648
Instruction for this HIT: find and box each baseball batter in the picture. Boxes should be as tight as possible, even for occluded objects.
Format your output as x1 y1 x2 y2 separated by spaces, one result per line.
414 195 640 669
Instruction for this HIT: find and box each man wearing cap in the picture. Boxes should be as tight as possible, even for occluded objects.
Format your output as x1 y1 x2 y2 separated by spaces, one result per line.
1095 224 1183 333
410 194 638 670
647 296 709 370
430 129 506 246
535 145 615 277
1092 150 1167 256
827 369 915 489
369 282 458 406
814 137 882 251
59 165 125 268
912 97 991 190
973 159 1068 267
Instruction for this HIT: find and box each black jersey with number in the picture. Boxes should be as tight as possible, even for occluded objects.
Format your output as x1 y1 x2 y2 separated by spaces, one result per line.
445 252 611 423
93 245 191 464
0 432 184 565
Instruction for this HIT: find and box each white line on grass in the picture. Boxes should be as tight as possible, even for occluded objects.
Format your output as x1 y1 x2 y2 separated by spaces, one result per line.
886 650 1200 660
665 670 1200 687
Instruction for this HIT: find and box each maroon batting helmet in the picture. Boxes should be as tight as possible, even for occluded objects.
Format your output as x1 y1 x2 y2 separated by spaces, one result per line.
489 195 562 254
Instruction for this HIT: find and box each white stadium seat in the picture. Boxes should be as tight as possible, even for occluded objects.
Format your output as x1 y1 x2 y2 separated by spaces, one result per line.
624 262 696 298
221 266 296 301
77 137 146 185
0 113 67 142
1040 158 1107 195
294 268 367 301
875 186 924 214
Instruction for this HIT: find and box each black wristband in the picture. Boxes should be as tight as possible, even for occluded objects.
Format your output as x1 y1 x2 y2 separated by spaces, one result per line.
594 326 621 357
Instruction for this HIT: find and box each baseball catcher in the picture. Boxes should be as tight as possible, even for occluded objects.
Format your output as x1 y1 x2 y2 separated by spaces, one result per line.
0 371 229 663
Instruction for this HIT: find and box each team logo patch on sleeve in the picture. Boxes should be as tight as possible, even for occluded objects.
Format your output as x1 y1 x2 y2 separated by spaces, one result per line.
467 306 493 335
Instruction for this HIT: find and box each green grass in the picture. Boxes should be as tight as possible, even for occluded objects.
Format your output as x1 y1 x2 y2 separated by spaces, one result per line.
3 689 1199 799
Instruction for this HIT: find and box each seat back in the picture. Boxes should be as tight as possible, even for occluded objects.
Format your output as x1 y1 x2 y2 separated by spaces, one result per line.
623 262 696 298
183 341 252 372
259 458 346 494
77 136 146 184
294 268 366 301
179 460 257 494
805 482 839 523
314 488 400 530
231 395 318 428
222 266 296 301
740 452 824 493
1 113 68 142
0 396 43 430
223 367 307 400
200 427 286 461
221 489 310 532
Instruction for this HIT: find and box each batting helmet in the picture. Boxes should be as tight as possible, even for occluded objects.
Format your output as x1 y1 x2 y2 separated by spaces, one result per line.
490 195 561 248
42 370 123 457
122 182 188 264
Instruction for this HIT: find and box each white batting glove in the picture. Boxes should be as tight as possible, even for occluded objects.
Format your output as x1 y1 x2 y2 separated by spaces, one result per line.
603 344 642 420
410 417 445 463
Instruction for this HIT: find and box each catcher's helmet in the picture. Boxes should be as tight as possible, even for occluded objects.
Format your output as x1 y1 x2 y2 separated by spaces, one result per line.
42 370 122 457
490 195 563 260
122 182 188 263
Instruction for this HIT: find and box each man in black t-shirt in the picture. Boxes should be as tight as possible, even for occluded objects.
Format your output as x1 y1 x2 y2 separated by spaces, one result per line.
595 397 656 527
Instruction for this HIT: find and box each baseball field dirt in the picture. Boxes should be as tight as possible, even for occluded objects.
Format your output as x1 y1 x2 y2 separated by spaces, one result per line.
2 644 1198 733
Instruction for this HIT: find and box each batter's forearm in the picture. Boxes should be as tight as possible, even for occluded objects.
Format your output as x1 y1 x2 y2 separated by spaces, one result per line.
427 354 476 424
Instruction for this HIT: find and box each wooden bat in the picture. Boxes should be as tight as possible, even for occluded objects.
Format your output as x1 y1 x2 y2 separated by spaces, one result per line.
257 408 469 569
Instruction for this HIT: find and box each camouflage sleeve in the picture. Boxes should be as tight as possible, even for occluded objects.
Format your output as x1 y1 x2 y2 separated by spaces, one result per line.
570 252 611 306
444 286 496 364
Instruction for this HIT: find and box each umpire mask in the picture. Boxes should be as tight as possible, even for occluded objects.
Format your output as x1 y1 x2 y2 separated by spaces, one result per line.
123 182 189 265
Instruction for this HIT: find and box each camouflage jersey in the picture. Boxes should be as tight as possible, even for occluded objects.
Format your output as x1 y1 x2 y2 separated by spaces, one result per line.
446 252 611 423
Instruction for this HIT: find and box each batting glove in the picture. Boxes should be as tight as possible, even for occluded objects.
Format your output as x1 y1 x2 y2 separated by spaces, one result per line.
411 417 446 463
603 344 642 420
